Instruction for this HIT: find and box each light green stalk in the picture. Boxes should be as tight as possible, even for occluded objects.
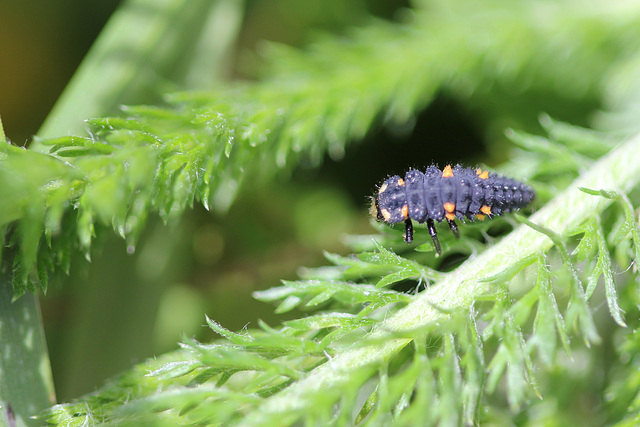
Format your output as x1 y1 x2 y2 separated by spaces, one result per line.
35 0 242 143
0 284 55 427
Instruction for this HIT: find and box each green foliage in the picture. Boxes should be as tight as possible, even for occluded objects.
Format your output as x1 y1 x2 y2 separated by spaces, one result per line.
39 126 640 425
3 0 640 425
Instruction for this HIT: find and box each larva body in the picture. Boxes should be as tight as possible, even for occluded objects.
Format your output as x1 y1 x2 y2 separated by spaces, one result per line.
371 165 535 254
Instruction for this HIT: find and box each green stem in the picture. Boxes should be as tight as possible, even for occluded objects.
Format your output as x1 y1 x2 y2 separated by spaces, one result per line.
240 132 640 425
0 117 6 145
0 280 55 427
35 0 243 144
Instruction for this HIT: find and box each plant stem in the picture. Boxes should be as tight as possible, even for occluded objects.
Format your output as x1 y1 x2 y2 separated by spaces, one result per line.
0 279 55 427
35 0 243 145
239 132 640 425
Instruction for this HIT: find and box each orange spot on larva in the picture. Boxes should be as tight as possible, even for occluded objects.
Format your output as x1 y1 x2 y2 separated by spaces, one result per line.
445 212 456 221
480 205 492 215
397 178 405 186
401 205 409 219
444 202 455 213
442 165 454 178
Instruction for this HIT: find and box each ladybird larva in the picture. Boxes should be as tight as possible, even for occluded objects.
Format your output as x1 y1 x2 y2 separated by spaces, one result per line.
371 165 535 255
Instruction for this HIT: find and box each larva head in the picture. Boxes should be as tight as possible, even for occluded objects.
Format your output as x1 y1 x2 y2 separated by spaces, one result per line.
372 175 409 224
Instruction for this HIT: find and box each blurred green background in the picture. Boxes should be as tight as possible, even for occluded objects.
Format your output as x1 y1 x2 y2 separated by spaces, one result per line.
0 0 602 402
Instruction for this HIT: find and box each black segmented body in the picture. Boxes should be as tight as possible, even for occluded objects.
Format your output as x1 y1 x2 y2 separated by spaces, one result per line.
372 165 535 254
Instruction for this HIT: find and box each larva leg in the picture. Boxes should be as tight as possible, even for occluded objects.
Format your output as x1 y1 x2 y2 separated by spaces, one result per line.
427 218 442 256
447 218 459 239
403 218 414 243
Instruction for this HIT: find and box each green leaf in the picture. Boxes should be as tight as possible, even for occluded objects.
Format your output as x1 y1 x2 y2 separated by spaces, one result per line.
593 215 627 327
530 254 572 364
206 316 254 344
519 214 600 345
